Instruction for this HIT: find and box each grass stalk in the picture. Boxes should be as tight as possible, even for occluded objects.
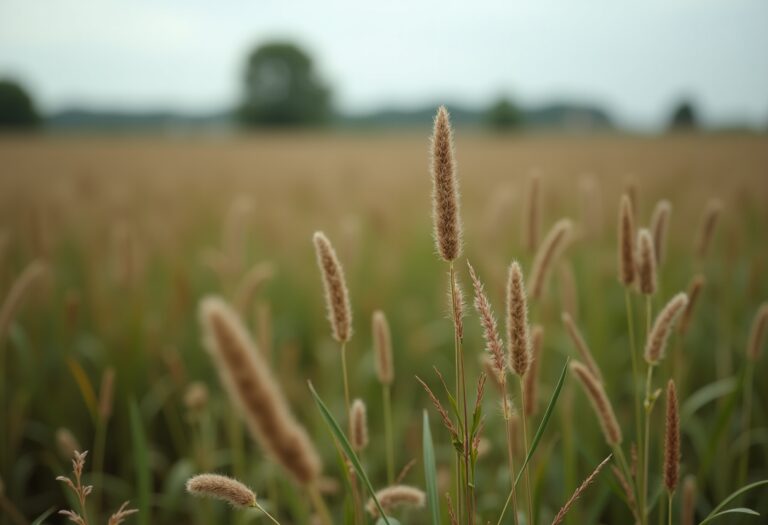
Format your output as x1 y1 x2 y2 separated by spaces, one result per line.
502 391 520 525
519 379 535 525
737 362 754 488
382 384 395 484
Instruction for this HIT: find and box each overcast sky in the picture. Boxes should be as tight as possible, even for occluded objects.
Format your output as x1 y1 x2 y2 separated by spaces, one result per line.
1 0 767 129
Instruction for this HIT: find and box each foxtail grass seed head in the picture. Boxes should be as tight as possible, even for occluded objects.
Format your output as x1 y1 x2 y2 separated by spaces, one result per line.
561 312 603 383
350 398 369 452
529 219 573 300
682 475 696 525
199 297 322 485
644 293 688 365
524 170 541 253
618 194 636 286
186 474 256 508
678 274 705 335
651 200 671 266
365 485 426 518
550 454 611 525
747 302 768 362
313 231 352 343
695 199 722 259
570 361 622 446
506 261 531 376
664 380 680 494
430 106 462 262
523 325 544 416
468 262 505 381
636 228 657 295
372 310 394 385
0 259 47 345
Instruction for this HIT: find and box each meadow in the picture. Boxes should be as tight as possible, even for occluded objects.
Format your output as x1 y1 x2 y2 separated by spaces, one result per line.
0 125 767 525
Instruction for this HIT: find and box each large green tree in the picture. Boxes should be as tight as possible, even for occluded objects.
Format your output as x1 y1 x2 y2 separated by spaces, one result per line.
0 79 40 128
239 42 331 127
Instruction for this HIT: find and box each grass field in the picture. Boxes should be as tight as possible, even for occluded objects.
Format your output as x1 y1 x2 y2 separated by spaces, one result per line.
1 130 767 524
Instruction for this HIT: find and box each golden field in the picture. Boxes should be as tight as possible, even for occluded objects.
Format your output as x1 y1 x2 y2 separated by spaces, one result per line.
1 132 767 525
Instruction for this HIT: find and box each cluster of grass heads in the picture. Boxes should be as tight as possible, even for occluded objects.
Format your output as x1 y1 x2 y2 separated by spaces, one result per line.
0 126 767 524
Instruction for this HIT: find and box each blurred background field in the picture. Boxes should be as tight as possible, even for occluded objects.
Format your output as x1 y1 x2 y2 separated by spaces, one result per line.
2 1 768 524
1 132 767 524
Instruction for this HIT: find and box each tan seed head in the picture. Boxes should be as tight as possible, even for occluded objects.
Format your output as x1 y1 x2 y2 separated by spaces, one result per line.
186 474 256 508
430 106 462 262
313 231 352 343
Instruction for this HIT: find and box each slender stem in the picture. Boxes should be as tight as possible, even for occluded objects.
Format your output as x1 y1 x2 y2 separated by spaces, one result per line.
340 342 351 419
645 295 652 341
382 384 395 484
308 484 334 525
642 364 656 525
254 501 282 525
667 491 673 525
738 363 754 488
92 417 107 519
625 289 645 524
519 379 534 525
502 387 520 525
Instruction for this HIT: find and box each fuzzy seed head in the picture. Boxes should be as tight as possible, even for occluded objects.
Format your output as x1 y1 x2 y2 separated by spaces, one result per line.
664 380 680 494
468 262 505 381
695 199 722 259
372 310 394 385
650 200 671 266
507 261 531 376
529 219 573 300
365 485 426 518
186 474 256 508
644 293 688 365
350 398 369 452
747 302 768 362
636 228 657 295
570 361 622 446
313 231 352 343
199 297 322 485
678 274 705 335
430 106 462 262
618 194 636 286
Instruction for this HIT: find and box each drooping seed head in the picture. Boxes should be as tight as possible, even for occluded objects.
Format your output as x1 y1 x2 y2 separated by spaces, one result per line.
365 485 426 518
664 380 680 494
695 199 722 259
618 194 636 286
186 474 256 508
199 297 322 485
644 293 688 365
570 361 622 446
55 428 81 460
430 106 462 262
523 325 544 416
650 200 671 266
678 274 705 335
350 398 369 452
636 228 657 295
529 219 573 300
506 261 531 376
747 302 768 362
561 312 603 383
372 310 394 385
313 231 352 343
468 262 505 382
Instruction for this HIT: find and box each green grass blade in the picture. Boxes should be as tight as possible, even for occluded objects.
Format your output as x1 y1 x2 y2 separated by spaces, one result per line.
703 479 768 520
130 399 151 525
681 377 737 422
30 507 55 525
699 507 760 525
308 382 391 525
497 357 570 525
422 410 441 525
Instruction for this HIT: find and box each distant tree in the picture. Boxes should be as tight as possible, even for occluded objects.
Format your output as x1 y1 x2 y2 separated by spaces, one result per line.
669 101 698 130
0 79 40 128
486 97 522 130
239 42 331 127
